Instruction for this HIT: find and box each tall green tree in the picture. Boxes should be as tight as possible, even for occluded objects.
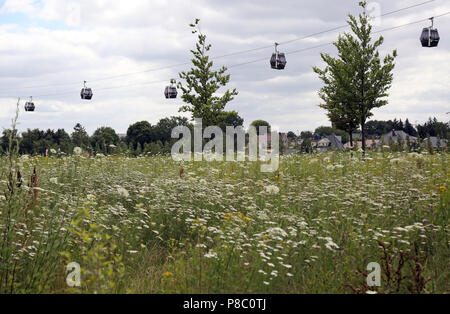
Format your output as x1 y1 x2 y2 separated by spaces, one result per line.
314 1 397 154
404 119 418 137
126 121 154 149
314 58 359 146
175 19 238 127
154 116 191 143
91 127 120 153
71 123 90 149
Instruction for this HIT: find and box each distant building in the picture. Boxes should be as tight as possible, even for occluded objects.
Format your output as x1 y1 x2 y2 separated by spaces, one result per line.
422 137 447 149
380 130 417 146
257 132 289 149
311 133 344 152
344 139 380 149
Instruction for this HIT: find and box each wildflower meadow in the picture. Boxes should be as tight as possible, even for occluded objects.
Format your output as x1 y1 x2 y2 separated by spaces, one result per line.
0 150 448 294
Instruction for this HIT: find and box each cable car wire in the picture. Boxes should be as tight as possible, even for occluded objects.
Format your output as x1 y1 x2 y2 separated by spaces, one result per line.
3 10 450 101
0 0 438 94
228 11 450 69
5 9 449 102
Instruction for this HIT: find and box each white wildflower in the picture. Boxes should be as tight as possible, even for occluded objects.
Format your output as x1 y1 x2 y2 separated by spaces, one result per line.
204 251 218 259
117 187 129 197
266 227 288 238
264 185 280 194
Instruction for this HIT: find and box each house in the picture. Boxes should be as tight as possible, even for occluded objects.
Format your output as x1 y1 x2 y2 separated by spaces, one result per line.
311 133 344 152
257 132 289 149
344 139 380 149
422 137 447 149
380 130 417 146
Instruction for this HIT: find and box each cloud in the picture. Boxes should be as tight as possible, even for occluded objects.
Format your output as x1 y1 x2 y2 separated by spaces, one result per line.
0 0 449 135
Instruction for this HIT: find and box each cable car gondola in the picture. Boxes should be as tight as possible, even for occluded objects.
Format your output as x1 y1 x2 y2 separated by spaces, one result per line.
81 81 93 100
420 17 440 48
24 97 35 112
165 80 177 99
270 43 287 70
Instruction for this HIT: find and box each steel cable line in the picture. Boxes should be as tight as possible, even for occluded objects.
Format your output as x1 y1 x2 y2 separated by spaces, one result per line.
227 11 450 68
6 10 449 101
11 79 170 99
4 10 450 100
0 0 438 94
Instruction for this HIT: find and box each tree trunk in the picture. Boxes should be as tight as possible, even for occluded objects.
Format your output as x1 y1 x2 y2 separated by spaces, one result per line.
349 131 353 148
361 118 366 156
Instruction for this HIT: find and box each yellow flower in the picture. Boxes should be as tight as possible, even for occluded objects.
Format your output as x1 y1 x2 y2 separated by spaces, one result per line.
224 213 233 221
438 186 447 192
162 271 174 278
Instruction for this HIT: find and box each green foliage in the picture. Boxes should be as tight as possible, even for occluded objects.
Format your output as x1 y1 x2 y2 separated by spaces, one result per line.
217 110 244 131
314 1 397 153
0 150 448 294
61 206 125 294
250 120 271 135
175 19 238 127
417 117 450 140
71 123 91 150
300 131 313 140
91 126 120 154
126 121 153 150
314 126 349 144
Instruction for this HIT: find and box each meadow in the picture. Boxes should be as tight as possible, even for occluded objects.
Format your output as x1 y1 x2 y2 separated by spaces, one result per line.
0 151 448 294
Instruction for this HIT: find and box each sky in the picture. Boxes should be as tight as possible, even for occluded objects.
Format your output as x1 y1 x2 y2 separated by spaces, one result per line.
0 0 449 135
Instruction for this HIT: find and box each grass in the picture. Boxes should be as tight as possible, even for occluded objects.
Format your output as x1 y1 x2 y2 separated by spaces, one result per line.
0 151 448 294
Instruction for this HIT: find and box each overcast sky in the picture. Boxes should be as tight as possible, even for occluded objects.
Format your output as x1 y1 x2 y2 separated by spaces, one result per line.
0 0 449 135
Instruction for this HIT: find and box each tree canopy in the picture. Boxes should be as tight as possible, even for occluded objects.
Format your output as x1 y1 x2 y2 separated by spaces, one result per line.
175 19 238 127
313 1 397 153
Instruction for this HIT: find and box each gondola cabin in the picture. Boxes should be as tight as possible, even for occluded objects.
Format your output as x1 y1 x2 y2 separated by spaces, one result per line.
25 97 35 112
164 86 177 99
81 81 93 100
270 43 286 70
421 17 440 48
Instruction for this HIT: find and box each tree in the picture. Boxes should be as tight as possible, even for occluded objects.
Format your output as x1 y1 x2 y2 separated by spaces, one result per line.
404 119 418 137
313 1 397 154
175 19 238 127
300 138 312 153
154 116 191 143
217 111 244 132
126 121 154 150
314 126 349 144
0 129 19 154
417 117 450 139
314 58 360 146
72 123 90 149
300 131 313 140
91 127 120 154
287 131 297 140
250 120 271 135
